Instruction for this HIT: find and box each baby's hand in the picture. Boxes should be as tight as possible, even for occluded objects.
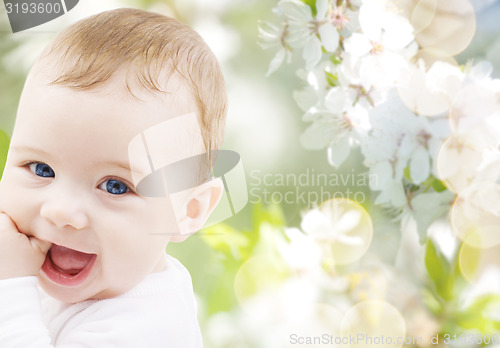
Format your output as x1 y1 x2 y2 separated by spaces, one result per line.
0 213 51 280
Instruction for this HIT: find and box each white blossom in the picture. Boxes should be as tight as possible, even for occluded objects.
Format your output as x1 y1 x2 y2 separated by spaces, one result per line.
361 92 450 208
301 203 364 246
398 60 464 117
342 0 416 88
277 228 322 273
278 0 340 69
261 0 499 222
258 19 293 76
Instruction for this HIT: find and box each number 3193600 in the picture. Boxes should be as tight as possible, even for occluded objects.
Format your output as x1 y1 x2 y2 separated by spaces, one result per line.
5 2 62 14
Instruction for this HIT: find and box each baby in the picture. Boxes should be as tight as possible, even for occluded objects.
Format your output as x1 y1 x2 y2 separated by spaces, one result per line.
0 8 227 347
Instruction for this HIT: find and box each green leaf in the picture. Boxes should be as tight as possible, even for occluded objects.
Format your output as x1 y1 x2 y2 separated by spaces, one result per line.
457 294 500 333
419 174 448 193
425 239 447 286
252 204 286 231
450 253 467 295
422 288 443 315
201 223 250 261
330 55 342 65
411 190 455 243
425 238 467 306
431 179 447 192
325 71 339 87
301 0 317 16
0 130 9 180
425 239 454 301
404 166 411 181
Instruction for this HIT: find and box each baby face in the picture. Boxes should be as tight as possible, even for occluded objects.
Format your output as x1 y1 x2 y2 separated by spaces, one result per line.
0 68 201 303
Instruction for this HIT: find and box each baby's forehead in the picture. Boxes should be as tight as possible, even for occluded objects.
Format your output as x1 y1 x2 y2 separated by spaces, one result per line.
17 64 206 168
33 54 195 105
128 112 208 187
30 61 198 124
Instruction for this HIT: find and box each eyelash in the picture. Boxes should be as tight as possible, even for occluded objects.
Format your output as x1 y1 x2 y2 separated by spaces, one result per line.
23 161 54 177
98 177 136 195
22 161 135 195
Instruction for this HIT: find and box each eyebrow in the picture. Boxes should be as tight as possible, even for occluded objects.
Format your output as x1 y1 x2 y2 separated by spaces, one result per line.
10 145 52 157
104 161 144 176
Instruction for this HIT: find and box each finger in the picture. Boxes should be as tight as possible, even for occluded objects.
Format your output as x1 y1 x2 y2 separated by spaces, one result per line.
0 213 17 230
30 238 52 254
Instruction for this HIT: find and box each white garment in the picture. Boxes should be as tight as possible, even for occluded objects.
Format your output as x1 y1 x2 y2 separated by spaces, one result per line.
0 255 203 348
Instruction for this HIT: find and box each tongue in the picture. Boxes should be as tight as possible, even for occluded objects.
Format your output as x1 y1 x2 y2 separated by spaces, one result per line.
50 245 94 275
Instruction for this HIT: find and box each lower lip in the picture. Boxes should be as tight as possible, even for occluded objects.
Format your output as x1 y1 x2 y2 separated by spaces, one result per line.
41 251 97 287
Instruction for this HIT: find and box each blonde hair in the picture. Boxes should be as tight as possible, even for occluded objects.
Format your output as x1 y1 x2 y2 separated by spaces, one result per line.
39 8 227 165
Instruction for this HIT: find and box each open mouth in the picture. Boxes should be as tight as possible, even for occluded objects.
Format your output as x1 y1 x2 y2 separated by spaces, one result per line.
41 244 97 287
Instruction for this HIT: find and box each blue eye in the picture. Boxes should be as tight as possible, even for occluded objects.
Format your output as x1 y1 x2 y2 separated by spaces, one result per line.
101 179 129 195
29 162 55 178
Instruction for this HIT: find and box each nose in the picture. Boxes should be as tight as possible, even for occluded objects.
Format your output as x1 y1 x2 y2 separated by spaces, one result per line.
40 189 89 230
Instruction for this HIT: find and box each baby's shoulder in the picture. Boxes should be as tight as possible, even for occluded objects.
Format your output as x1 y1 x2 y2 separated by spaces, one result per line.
57 297 201 347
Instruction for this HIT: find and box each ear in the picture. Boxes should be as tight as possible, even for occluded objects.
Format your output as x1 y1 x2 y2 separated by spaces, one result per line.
171 178 224 242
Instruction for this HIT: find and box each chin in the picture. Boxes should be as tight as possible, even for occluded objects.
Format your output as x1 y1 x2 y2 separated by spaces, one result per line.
37 276 91 304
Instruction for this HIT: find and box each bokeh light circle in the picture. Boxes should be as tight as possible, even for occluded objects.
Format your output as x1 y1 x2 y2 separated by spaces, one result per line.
436 134 482 194
397 59 455 117
412 48 458 70
234 255 289 305
290 303 344 348
413 0 476 56
459 242 500 284
314 198 373 265
451 181 500 248
411 0 438 33
340 300 406 348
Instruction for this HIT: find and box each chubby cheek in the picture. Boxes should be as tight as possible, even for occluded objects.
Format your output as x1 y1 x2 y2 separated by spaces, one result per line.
99 210 170 279
149 196 181 236
95 238 165 299
0 167 14 212
105 215 169 265
0 183 8 214
0 170 39 233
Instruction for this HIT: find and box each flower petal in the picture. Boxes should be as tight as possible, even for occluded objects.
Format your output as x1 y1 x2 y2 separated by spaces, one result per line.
315 0 329 19
300 120 335 149
344 33 371 57
301 209 330 235
337 210 362 233
294 87 317 112
410 146 430 184
369 161 393 191
265 47 286 76
303 35 323 70
380 13 414 50
389 181 407 208
327 135 351 168
318 24 339 52
325 87 347 114
359 4 383 42
336 234 364 246
278 0 313 23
